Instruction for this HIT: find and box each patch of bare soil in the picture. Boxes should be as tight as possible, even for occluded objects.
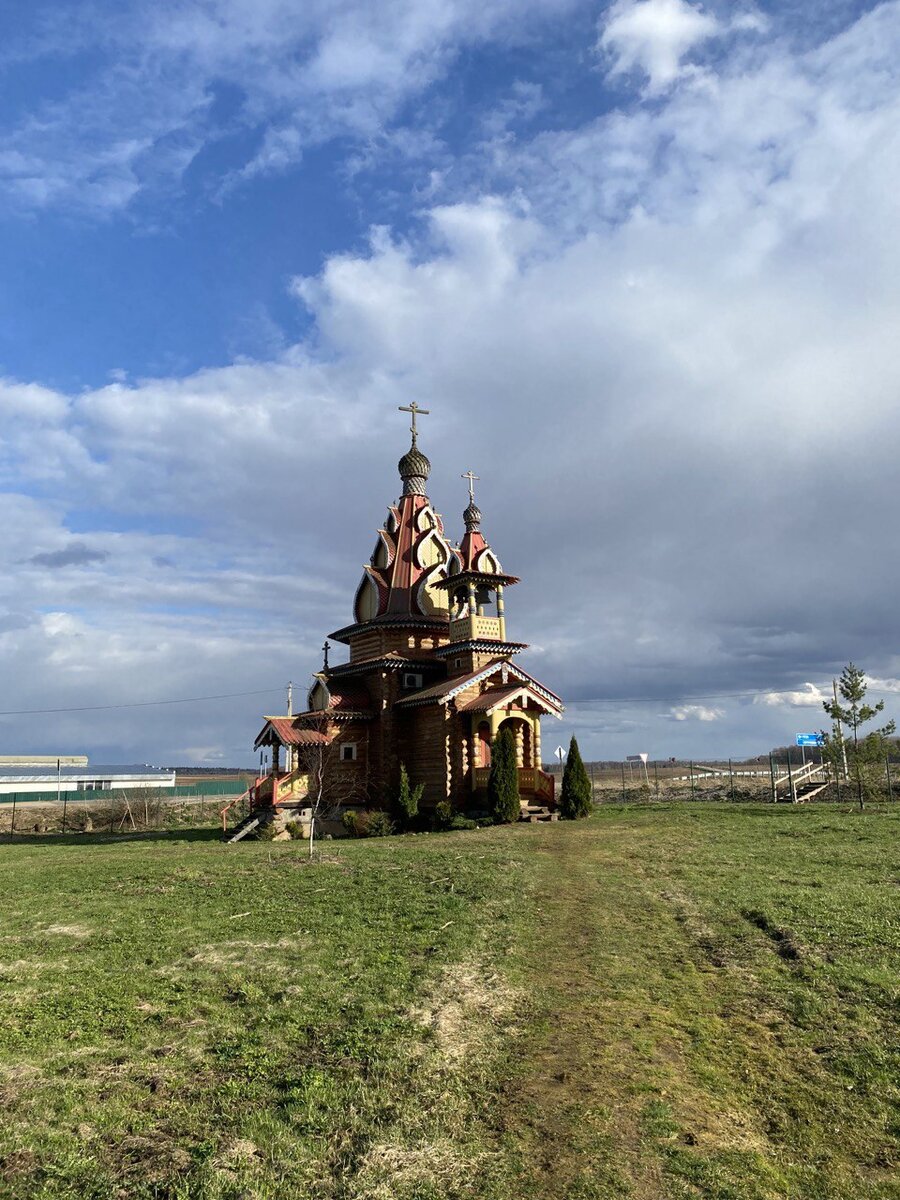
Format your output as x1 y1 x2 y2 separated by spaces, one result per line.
410 959 520 1066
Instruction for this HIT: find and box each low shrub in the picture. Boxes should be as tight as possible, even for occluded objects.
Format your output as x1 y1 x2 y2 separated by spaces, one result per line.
342 810 360 835
449 815 477 831
285 820 305 840
433 800 454 830
341 809 394 837
365 811 394 838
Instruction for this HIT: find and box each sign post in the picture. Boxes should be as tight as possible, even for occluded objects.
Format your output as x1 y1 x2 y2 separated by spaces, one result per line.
626 753 650 785
796 732 824 769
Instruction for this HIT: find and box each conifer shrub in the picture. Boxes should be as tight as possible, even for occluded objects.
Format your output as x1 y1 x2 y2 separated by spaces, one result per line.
449 815 477 831
365 811 394 838
488 729 520 824
433 799 454 830
560 735 593 819
396 763 424 828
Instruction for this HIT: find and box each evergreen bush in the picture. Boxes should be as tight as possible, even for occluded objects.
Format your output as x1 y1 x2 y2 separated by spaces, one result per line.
397 763 424 827
488 729 520 824
365 811 394 838
341 810 359 835
433 799 454 829
560 735 592 819
449 815 477 831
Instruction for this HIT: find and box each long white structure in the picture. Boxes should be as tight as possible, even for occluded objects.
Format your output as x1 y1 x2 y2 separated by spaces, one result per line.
0 769 175 797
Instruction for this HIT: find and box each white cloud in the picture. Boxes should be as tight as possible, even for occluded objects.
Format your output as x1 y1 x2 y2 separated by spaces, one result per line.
598 0 721 93
754 683 827 708
0 0 580 214
669 705 724 722
2 2 899 761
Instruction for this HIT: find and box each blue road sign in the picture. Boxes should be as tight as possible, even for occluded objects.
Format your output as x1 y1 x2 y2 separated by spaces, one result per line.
796 733 824 747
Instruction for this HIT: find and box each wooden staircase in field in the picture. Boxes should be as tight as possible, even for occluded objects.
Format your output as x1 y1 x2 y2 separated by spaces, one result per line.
773 760 830 803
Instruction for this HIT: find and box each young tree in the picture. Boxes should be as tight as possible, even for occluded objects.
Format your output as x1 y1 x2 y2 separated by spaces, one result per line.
396 762 424 829
822 663 895 810
559 735 592 819
488 728 520 824
296 730 368 856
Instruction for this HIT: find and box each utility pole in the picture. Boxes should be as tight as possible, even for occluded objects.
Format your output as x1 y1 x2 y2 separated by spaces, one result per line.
286 681 293 717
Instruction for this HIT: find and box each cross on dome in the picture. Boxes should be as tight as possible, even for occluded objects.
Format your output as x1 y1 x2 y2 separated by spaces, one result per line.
461 469 479 503
398 401 430 446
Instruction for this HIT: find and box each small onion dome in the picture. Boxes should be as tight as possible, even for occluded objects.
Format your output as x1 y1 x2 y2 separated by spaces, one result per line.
463 500 482 530
398 441 431 495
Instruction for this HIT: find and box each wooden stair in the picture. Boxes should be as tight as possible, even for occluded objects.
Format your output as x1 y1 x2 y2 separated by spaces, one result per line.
225 813 262 843
774 760 830 803
794 779 830 803
520 803 559 823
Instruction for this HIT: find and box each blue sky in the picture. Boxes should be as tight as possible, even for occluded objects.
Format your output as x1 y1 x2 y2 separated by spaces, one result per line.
0 0 898 764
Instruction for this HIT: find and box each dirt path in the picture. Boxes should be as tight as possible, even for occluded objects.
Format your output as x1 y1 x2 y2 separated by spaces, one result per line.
500 822 679 1199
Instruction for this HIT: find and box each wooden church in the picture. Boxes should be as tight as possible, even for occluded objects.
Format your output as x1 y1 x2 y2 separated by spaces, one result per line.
229 405 562 834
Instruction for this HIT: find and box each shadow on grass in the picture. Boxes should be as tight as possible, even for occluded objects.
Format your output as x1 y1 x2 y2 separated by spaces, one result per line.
1 827 225 847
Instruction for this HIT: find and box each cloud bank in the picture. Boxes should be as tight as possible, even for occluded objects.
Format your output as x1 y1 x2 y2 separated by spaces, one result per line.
1 0 898 761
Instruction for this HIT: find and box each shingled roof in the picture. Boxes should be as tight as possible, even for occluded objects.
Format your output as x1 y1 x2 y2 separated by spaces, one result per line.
394 660 563 713
254 718 331 749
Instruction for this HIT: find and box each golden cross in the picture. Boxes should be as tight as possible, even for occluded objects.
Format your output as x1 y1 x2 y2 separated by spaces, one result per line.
461 470 479 503
398 401 430 443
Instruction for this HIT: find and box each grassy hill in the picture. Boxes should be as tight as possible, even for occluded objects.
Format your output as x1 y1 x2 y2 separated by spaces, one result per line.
0 804 897 1199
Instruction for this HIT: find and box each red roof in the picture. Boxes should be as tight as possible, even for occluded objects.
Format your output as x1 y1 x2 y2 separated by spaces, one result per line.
255 718 330 748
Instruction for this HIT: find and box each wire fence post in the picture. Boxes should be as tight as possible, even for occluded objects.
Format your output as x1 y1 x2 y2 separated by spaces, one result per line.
886 755 894 802
769 755 776 803
61 793 68 835
729 758 735 803
621 762 626 803
654 760 660 800
9 794 16 840
689 760 695 800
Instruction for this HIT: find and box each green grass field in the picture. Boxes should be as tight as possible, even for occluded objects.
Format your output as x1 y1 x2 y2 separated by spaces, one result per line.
0 804 897 1199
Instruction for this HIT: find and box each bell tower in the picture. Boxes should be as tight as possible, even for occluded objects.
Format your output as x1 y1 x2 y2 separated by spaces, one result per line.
432 471 528 677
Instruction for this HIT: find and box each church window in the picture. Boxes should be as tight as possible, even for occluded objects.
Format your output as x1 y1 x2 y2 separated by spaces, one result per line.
402 673 423 689
340 743 358 762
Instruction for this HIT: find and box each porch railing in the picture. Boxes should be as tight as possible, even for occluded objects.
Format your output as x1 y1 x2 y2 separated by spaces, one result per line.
473 767 555 802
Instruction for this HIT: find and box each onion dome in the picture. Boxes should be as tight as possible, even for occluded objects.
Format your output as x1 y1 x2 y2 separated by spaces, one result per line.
463 500 482 530
398 440 431 496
